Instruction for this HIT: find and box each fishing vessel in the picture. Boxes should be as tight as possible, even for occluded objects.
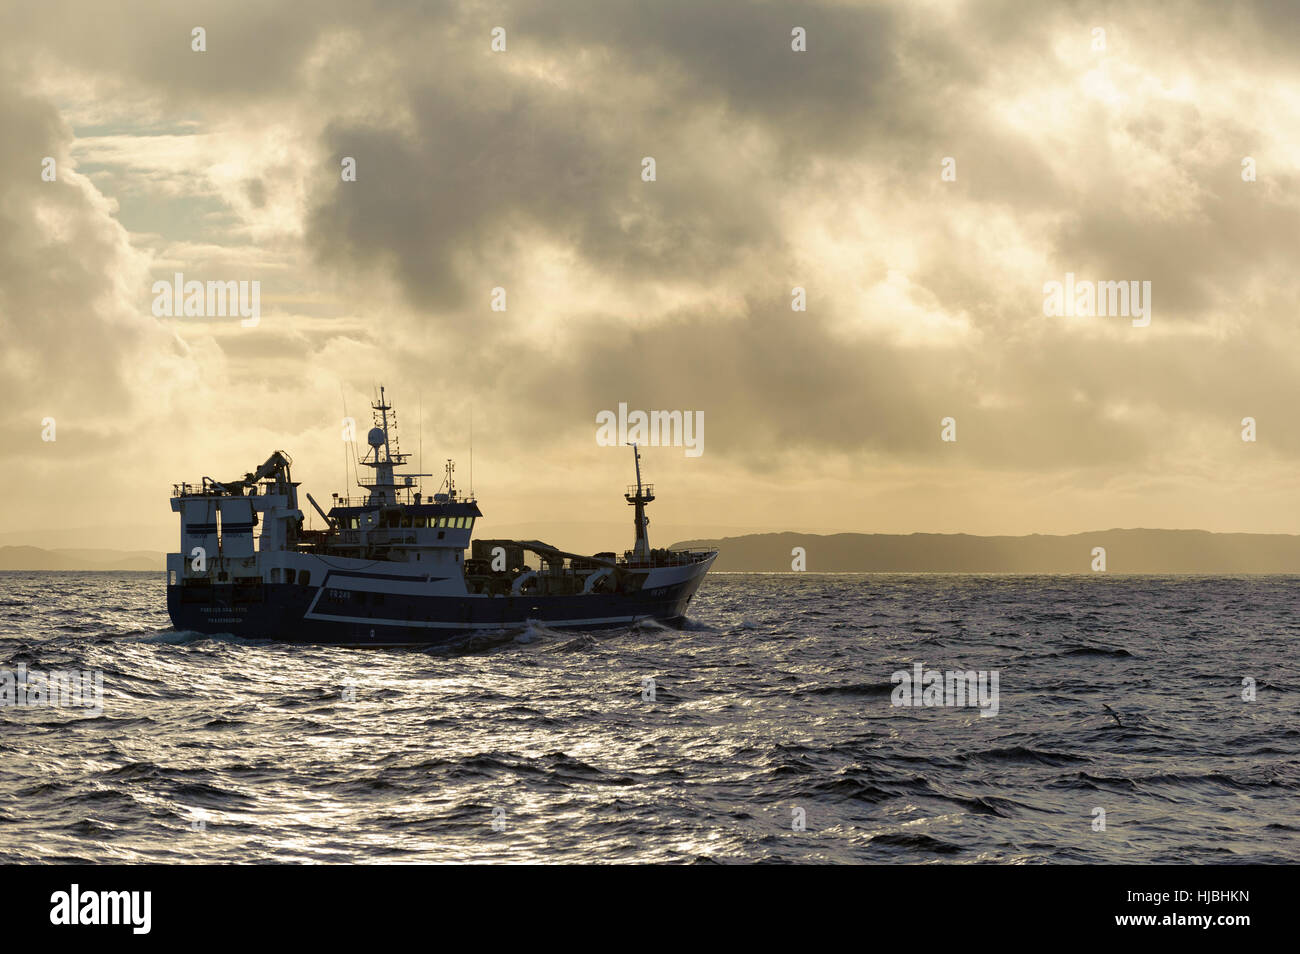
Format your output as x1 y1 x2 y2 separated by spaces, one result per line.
166 388 717 645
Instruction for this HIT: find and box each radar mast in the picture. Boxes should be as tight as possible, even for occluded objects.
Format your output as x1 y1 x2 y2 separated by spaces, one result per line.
625 443 654 560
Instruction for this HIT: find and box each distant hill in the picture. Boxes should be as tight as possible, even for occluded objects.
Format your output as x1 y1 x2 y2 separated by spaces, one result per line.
669 530 1300 574
0 547 165 571
9 531 1300 574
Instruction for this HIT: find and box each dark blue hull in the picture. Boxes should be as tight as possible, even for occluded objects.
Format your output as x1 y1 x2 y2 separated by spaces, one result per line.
166 575 707 646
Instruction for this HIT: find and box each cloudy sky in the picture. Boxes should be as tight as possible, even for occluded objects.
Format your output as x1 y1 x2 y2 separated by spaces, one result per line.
3 0 1299 555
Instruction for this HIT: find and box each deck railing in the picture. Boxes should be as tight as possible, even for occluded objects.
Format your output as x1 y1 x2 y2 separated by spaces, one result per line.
328 493 477 509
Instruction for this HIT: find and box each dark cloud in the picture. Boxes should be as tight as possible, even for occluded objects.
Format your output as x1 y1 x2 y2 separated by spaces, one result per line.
514 0 906 154
305 74 785 311
4 0 1300 541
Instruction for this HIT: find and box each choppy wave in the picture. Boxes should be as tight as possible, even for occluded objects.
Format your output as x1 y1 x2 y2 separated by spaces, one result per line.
0 570 1297 863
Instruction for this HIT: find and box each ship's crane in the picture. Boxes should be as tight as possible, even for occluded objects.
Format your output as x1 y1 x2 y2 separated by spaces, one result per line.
206 450 293 495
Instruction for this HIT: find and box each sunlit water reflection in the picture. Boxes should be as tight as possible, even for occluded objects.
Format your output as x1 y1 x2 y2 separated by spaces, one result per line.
1 571 1296 863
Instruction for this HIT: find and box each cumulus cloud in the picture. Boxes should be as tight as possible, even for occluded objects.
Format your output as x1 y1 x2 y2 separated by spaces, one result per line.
2 0 1299 546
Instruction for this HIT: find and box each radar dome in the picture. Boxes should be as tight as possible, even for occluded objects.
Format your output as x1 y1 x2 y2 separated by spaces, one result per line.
367 427 385 447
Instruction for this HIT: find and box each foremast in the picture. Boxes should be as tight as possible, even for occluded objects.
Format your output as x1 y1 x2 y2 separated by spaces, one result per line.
625 443 654 560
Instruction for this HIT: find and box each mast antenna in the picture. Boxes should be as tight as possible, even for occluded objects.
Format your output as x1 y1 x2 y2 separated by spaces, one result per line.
340 384 352 495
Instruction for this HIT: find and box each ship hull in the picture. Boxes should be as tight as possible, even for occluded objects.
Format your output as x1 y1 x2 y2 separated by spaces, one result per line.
166 556 713 646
